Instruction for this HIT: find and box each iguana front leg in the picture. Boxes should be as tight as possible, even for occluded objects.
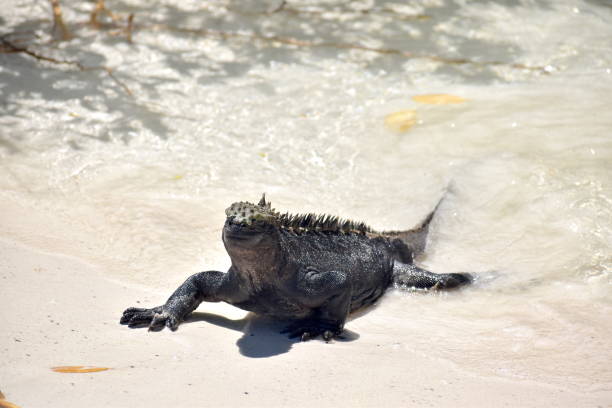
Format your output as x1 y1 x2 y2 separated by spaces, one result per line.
120 270 244 331
282 266 352 341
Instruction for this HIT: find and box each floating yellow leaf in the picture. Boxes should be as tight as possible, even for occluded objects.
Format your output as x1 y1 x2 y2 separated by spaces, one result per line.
412 94 466 104
258 152 268 158
52 366 110 373
384 109 417 133
173 174 183 180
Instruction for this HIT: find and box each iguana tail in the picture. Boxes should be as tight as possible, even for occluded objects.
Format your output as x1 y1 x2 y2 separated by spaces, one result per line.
383 196 444 262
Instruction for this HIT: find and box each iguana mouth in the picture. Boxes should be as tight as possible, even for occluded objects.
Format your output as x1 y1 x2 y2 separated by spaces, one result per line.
225 194 278 227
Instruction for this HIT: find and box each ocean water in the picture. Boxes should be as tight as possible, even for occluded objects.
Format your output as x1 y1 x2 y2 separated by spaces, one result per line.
1 0 611 393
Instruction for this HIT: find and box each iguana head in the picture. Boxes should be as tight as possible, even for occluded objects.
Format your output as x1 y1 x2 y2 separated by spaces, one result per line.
224 194 372 237
224 194 279 228
223 193 282 255
223 195 282 284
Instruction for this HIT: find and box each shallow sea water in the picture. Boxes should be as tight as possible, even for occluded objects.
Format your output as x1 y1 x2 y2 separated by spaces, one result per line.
1 0 611 395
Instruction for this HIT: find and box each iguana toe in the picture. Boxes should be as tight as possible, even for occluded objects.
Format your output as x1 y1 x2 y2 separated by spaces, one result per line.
282 320 343 341
121 307 157 327
148 312 169 331
165 316 179 331
322 330 334 342
120 306 164 328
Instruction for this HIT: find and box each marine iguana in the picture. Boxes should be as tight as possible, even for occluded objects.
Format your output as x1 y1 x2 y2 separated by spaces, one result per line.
120 195 471 341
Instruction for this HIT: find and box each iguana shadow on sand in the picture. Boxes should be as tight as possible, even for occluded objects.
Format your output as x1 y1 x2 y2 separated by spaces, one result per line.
121 194 472 341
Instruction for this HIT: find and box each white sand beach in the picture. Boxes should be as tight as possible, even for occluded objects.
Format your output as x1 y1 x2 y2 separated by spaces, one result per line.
1 0 612 407
2 215 609 407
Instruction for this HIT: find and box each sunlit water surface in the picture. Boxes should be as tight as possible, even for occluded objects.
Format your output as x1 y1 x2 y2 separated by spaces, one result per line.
1 0 611 392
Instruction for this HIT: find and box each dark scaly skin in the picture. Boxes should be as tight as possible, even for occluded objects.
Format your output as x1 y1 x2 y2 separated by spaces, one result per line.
120 195 472 341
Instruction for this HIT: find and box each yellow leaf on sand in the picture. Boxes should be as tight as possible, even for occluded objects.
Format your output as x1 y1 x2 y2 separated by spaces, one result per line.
412 94 466 104
51 366 110 373
0 401 21 408
0 394 21 408
384 110 417 133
